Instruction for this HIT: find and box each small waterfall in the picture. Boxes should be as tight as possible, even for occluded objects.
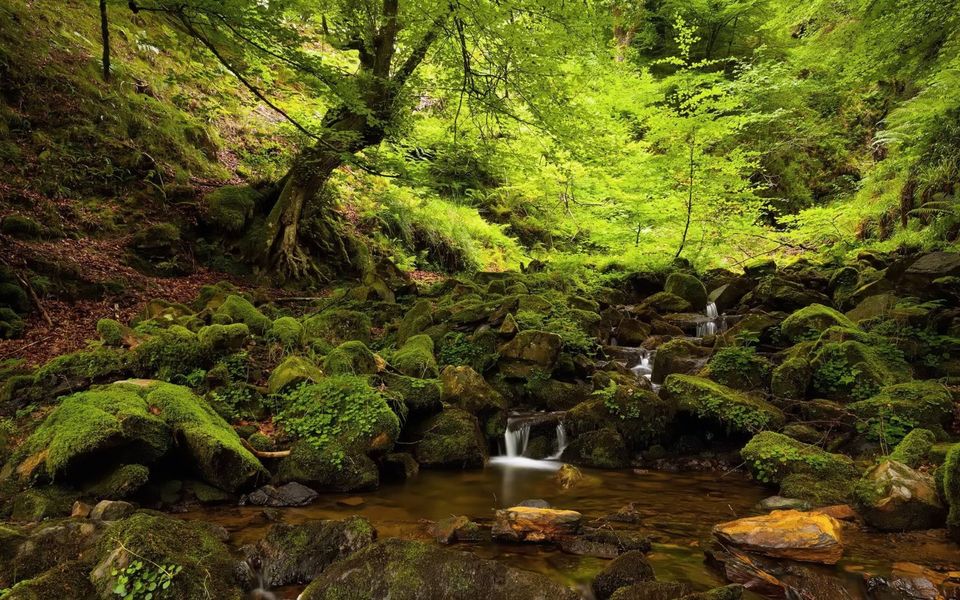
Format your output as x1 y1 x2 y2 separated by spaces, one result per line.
505 421 531 457
697 302 720 337
630 349 653 381
546 422 569 460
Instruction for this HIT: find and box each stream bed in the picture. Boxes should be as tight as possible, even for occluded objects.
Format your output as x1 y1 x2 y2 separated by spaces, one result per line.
180 462 960 599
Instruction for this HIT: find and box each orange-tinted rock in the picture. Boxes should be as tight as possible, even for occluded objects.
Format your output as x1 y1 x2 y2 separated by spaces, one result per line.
492 506 582 542
712 509 844 564
817 504 857 522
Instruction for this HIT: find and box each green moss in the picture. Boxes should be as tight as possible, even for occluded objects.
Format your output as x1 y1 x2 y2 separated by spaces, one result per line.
214 294 271 334
9 487 76 521
144 382 267 492
770 357 811 399
267 355 324 395
96 318 125 346
0 307 25 339
131 326 205 380
661 374 785 434
247 432 274 452
664 272 708 310
3 561 95 599
811 339 911 401
33 346 129 390
562 428 629 469
641 291 692 313
412 408 487 469
0 214 43 239
392 334 439 378
778 473 855 507
849 381 955 444
85 463 150 500
267 316 304 348
379 372 442 414
944 444 960 541
781 303 859 343
303 310 372 345
92 512 243 599
14 386 169 482
706 346 772 391
741 431 859 486
889 428 936 468
397 300 433 344
324 341 379 375
276 440 379 492
437 331 498 372
205 185 260 233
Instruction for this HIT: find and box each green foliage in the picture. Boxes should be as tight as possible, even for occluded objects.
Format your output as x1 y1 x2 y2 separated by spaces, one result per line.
97 319 126 347
437 332 497 372
889 428 936 468
741 431 859 487
204 185 260 233
707 346 772 390
112 559 182 599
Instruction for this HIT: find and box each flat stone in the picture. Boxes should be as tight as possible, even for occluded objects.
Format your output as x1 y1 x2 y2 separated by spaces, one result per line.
429 515 482 544
241 482 318 507
816 504 858 522
712 509 844 564
492 506 582 543
757 496 811 512
89 500 135 521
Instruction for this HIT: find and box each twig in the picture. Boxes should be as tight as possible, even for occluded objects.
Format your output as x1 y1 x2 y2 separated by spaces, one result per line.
240 438 291 458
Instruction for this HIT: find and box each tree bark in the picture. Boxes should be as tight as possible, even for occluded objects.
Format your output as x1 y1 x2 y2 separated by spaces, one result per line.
676 132 695 258
100 0 110 81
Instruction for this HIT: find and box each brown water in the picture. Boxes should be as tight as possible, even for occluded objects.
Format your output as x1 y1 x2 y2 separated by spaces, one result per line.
181 463 960 599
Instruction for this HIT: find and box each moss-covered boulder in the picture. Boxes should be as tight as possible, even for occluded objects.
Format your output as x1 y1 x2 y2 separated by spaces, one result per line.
300 538 580 600
568 373 675 450
651 338 711 384
304 310 372 345
770 357 811 399
780 304 859 343
267 355 324 395
640 291 692 313
561 428 629 469
130 326 205 380
32 346 129 394
849 381 954 444
8 487 77 521
96 318 125 346
214 294 271 334
90 512 242 599
397 300 434 345
323 340 379 375
204 185 260 233
810 339 911 401
267 316 304 348
854 460 945 531
704 346 772 391
239 516 376 588
889 428 936 468
497 330 562 377
197 323 249 355
746 276 830 312
741 432 859 504
664 273 708 311
661 375 785 435
3 560 96 599
84 463 150 500
392 334 439 378
439 365 505 416
276 441 379 492
943 444 960 541
412 408 487 469
1 214 43 239
379 372 442 414
592 550 655 599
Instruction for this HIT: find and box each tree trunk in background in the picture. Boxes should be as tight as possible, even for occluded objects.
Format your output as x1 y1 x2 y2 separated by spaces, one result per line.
676 133 695 258
100 0 110 81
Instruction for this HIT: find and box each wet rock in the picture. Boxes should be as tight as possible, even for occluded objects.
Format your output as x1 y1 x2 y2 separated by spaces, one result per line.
709 278 754 313
429 515 483 544
381 452 419 480
412 408 488 469
581 527 652 553
616 318 652 346
559 537 620 558
854 460 945 531
593 550 656 599
498 330 563 377
712 509 844 564
276 440 379 492
240 482 318 507
6 520 104 586
239 516 375 588
651 339 711 384
561 428 630 469
556 464 583 489
705 545 851 599
70 500 92 518
816 505 858 522
440 365 506 415
757 496 811 512
662 375 785 435
300 538 580 600
864 562 960 600
89 500 135 521
678 586 744 600
518 498 552 508
492 506 582 543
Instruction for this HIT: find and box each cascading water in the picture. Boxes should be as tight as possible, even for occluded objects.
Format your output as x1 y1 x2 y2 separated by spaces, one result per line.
696 302 721 337
504 421 531 457
545 423 568 460
630 349 653 381
491 413 567 470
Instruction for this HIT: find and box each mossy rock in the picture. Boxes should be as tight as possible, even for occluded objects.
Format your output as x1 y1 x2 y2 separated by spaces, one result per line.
854 460 945 531
439 365 505 416
0 307 25 339
392 334 439 378
570 374 675 450
741 431 859 489
640 291 692 313
214 295 271 334
744 258 777 278
781 304 859 343
770 357 811 399
412 408 487 469
197 323 250 355
0 282 29 313
704 346 772 391
32 346 129 393
664 273 708 311
130 326 206 380
276 440 380 492
849 381 954 444
889 428 936 468
527 378 591 411
90 512 243 599
396 300 433 345
379 372 442 414
561 428 629 469
661 375 784 435
651 338 711 384
810 339 911 401
747 276 829 312
324 341 379 375
303 309 372 345
497 330 563 378
300 538 580 600
9 487 77 521
517 294 553 314
778 473 854 506
0 214 43 239
267 316 304 348
96 318 125 346
204 185 260 233
84 463 150 500
3 561 96 599
943 443 960 541
267 355 324 395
